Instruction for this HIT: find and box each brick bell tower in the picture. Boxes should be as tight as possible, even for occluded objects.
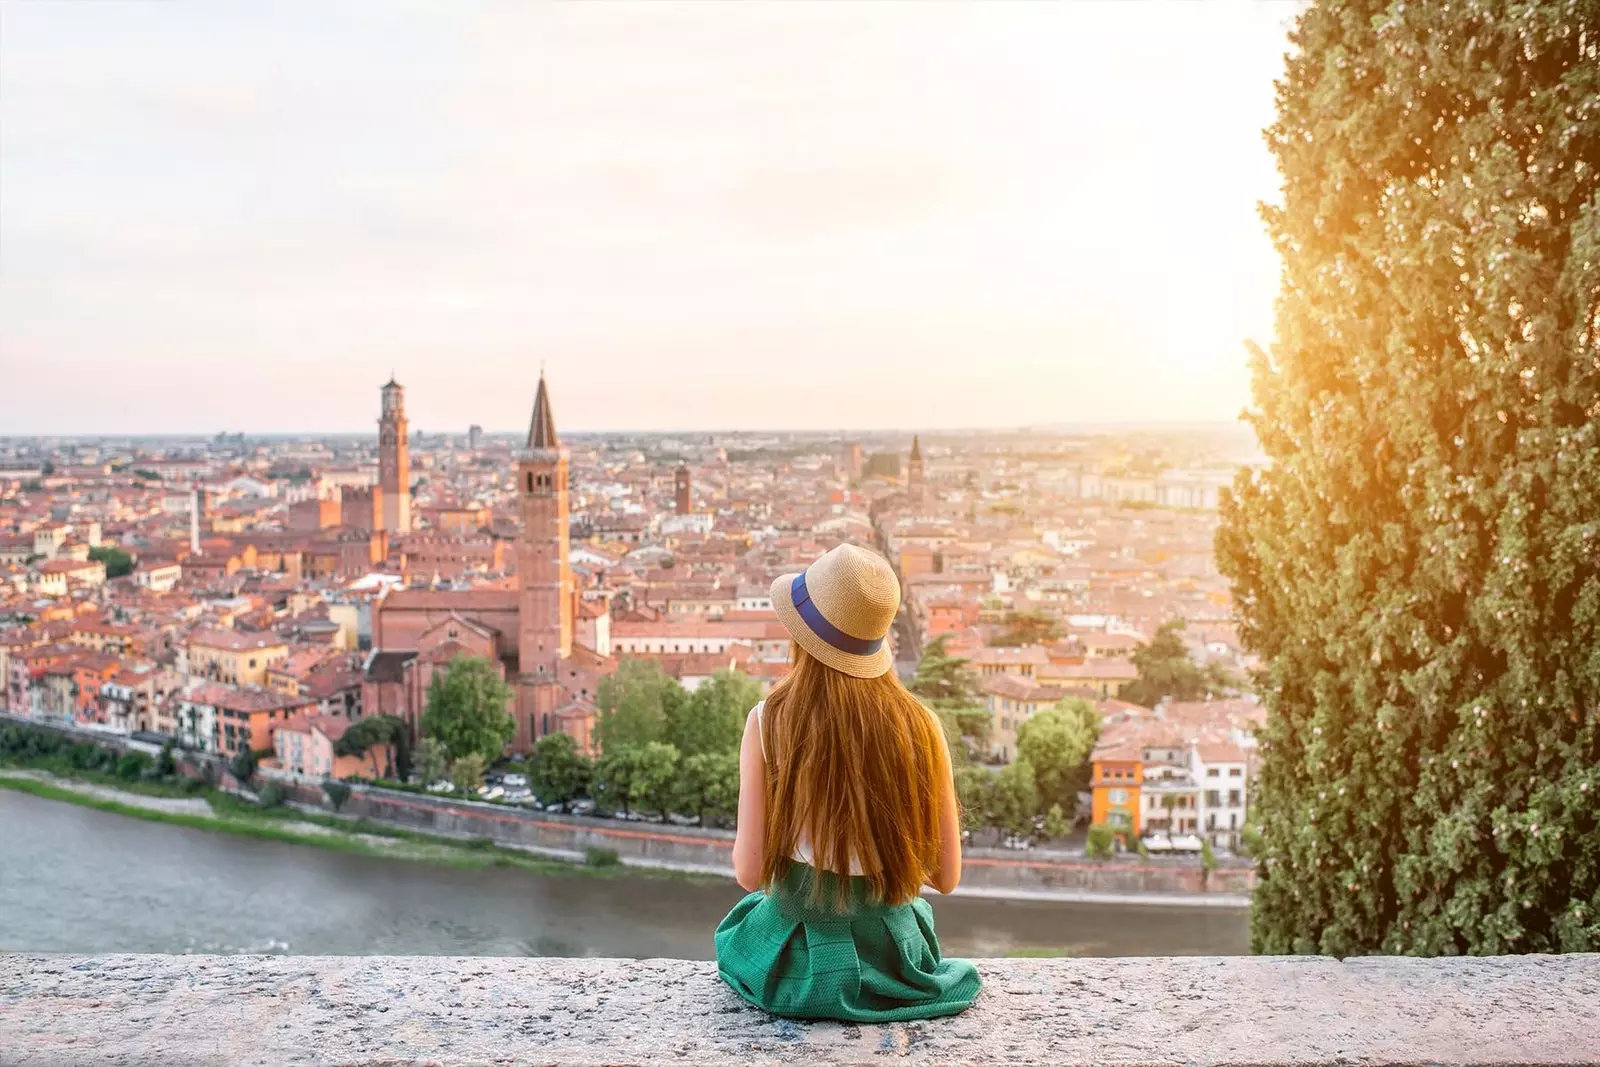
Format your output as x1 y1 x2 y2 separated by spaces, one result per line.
517 374 573 725
377 376 412 534
674 463 691 515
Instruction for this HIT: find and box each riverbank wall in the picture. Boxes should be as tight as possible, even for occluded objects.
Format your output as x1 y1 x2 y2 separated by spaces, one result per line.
270 773 1255 901
2 712 1254 903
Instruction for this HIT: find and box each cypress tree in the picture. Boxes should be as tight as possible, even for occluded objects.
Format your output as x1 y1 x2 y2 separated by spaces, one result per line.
1217 0 1600 955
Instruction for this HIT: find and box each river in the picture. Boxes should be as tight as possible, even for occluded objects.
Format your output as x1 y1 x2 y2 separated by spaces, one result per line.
0 789 1249 958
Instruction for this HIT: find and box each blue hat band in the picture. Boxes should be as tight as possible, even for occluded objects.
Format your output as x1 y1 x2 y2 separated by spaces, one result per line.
791 570 885 657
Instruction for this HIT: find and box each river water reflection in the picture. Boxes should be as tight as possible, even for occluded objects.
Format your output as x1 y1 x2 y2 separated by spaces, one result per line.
0 789 1249 958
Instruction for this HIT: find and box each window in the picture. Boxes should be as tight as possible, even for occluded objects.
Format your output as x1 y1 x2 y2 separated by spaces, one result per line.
1228 790 1242 806
1108 788 1127 804
1229 767 1243 777
1206 768 1219 777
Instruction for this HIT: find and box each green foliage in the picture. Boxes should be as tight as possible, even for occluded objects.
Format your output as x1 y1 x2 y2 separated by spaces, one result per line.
88 545 134 579
624 741 680 816
931 707 970 769
450 752 486 794
665 669 760 758
114 751 149 781
1042 802 1069 840
335 715 403 778
257 780 286 808
951 708 993 746
229 747 260 783
1238 819 1263 860
953 765 994 833
527 731 592 806
1121 620 1213 708
1016 698 1100 815
908 635 981 708
411 736 449 786
592 742 682 816
156 743 177 778
594 658 684 754
990 611 1062 648
1085 823 1115 860
992 756 1039 837
585 846 621 867
1215 0 1600 956
1136 839 1149 861
322 779 352 813
1200 839 1217 874
420 656 515 763
671 749 739 824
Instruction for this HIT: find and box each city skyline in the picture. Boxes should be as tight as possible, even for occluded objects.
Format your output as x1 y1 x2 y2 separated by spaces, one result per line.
1 3 1296 434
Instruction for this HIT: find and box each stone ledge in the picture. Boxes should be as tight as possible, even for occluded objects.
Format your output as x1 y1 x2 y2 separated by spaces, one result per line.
3 952 1597 1066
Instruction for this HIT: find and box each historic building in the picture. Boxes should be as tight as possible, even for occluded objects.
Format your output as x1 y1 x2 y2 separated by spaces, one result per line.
363 376 611 755
377 378 412 535
674 464 691 515
907 434 925 495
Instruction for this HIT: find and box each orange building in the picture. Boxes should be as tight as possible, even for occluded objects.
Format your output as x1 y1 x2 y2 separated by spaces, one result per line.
897 543 936 580
1089 740 1144 842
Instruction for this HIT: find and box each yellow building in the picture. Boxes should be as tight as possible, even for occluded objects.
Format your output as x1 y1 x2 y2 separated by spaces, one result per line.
1089 741 1144 842
1039 656 1139 699
185 628 290 686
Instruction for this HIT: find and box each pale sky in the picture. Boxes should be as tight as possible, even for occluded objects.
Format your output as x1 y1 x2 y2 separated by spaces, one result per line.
0 2 1298 436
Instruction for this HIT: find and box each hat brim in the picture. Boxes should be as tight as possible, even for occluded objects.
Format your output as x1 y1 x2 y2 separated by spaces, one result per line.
770 572 895 679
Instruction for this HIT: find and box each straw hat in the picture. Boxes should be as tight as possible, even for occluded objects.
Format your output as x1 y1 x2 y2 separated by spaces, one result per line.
771 544 899 679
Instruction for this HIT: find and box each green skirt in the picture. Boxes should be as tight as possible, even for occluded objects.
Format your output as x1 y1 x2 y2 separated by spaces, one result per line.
714 864 981 1022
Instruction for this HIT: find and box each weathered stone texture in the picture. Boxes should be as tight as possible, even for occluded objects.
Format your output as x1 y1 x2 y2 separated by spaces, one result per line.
3 952 1597 1066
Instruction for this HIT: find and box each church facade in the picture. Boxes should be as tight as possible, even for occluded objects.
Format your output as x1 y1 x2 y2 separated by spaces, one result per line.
362 376 610 755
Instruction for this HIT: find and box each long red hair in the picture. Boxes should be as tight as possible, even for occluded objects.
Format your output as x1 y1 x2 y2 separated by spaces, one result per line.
759 645 949 907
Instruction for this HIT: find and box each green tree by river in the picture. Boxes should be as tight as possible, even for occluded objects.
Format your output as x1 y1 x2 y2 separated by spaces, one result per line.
1217 0 1600 956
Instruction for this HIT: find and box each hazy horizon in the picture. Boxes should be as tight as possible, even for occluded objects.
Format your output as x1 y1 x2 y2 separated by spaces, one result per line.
2 416 1261 444
0 3 1297 435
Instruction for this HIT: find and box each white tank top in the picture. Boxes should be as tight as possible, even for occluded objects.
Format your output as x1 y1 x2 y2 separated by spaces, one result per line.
750 700 865 876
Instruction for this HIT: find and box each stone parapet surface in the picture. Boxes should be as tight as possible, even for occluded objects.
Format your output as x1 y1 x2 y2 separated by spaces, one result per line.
4 952 1598 1066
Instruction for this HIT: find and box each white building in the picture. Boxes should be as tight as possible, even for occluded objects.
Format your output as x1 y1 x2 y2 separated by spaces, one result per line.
1192 741 1249 845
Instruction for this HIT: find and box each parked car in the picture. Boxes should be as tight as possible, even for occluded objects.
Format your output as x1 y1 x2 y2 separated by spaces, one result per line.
1001 834 1034 851
1169 833 1205 853
502 774 528 789
504 787 532 802
477 785 505 801
666 812 701 827
425 780 454 794
568 798 596 815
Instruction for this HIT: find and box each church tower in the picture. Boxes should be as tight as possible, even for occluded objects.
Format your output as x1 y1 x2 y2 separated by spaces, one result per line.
674 464 691 515
907 434 925 494
517 374 573 683
378 377 412 534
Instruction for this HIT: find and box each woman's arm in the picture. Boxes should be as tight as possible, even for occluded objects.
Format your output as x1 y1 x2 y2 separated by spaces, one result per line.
927 715 963 895
730 707 767 892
